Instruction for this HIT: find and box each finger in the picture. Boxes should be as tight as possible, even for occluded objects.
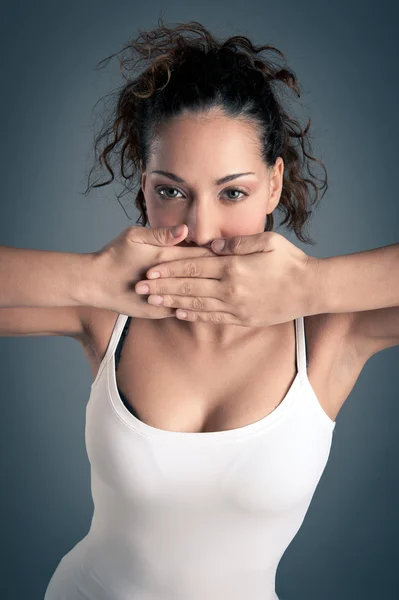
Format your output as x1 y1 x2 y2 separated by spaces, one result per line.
175 308 241 325
146 255 228 281
164 245 218 261
135 277 222 300
148 292 227 314
143 304 178 319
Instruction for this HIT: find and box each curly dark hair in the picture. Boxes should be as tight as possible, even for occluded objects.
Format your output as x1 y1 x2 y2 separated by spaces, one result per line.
83 18 328 246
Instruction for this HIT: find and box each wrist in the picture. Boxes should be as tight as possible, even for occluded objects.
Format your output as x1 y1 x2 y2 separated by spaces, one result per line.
72 252 102 308
304 256 329 316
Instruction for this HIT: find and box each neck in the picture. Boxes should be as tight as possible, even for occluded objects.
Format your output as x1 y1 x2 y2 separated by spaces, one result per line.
160 318 276 351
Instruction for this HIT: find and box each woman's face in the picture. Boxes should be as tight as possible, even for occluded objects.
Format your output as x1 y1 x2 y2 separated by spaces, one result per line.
141 110 284 249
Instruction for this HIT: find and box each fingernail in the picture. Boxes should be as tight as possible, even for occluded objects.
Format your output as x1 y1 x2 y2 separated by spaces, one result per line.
172 225 184 237
212 239 225 251
136 284 149 293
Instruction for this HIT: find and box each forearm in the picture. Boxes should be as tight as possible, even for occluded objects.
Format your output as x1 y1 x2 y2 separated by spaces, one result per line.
0 244 94 308
311 242 399 315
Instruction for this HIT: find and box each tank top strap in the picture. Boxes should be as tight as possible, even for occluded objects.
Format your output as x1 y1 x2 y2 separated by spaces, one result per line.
295 316 308 378
113 317 308 374
115 315 132 370
90 313 130 390
99 313 129 373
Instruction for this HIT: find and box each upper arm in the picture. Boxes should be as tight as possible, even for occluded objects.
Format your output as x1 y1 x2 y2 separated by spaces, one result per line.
350 306 399 359
0 305 92 343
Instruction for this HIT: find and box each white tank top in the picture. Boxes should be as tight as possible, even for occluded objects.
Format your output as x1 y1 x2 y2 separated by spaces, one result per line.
44 314 336 600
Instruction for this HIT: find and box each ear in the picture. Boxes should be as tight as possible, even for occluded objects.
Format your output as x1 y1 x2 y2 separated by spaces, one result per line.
268 157 284 212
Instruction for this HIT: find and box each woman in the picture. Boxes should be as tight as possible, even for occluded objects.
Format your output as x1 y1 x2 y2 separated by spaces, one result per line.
3 18 396 600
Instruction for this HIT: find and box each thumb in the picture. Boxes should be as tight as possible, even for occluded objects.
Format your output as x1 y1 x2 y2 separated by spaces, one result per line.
143 224 188 247
211 232 271 254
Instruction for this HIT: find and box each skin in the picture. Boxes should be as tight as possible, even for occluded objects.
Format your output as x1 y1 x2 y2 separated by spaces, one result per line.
140 107 285 348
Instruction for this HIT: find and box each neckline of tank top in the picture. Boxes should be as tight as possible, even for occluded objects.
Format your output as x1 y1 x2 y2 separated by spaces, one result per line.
98 314 336 445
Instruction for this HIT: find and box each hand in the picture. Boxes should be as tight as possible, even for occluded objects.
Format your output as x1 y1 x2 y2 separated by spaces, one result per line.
88 224 216 319
135 231 319 327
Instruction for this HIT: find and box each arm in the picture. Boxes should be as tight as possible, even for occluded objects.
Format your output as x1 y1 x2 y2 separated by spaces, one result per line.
0 244 96 341
311 242 399 356
0 244 94 308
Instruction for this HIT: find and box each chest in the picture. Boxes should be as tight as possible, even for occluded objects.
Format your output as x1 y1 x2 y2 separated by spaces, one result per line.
118 320 299 433
83 311 362 432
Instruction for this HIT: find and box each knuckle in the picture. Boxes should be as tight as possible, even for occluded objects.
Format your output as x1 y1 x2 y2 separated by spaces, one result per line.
225 279 242 300
270 231 280 245
224 283 237 301
192 297 204 310
154 281 167 294
210 312 225 324
126 225 137 241
228 236 242 253
181 281 193 295
185 261 200 277
160 262 171 277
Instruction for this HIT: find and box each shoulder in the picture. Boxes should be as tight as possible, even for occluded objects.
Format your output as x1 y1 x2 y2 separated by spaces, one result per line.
79 306 356 354
78 306 359 372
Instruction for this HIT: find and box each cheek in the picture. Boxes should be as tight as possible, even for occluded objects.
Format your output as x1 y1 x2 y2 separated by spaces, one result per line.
147 198 184 217
228 208 265 234
144 201 179 228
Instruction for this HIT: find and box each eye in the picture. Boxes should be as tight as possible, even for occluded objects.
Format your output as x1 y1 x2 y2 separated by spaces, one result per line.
156 186 184 200
223 188 248 202
155 186 248 203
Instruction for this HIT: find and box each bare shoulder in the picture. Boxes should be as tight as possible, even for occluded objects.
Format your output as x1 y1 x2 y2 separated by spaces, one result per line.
81 304 356 371
79 305 361 423
80 306 357 364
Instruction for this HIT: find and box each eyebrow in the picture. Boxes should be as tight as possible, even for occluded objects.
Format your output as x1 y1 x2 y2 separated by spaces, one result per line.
150 170 257 186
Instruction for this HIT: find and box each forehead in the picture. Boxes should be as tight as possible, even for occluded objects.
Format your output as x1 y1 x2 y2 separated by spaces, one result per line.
150 113 262 164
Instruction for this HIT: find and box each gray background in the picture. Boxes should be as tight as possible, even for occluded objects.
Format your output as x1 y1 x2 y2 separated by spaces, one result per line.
1 1 399 599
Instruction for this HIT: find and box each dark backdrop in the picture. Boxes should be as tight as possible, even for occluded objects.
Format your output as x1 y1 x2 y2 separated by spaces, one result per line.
1 1 398 599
